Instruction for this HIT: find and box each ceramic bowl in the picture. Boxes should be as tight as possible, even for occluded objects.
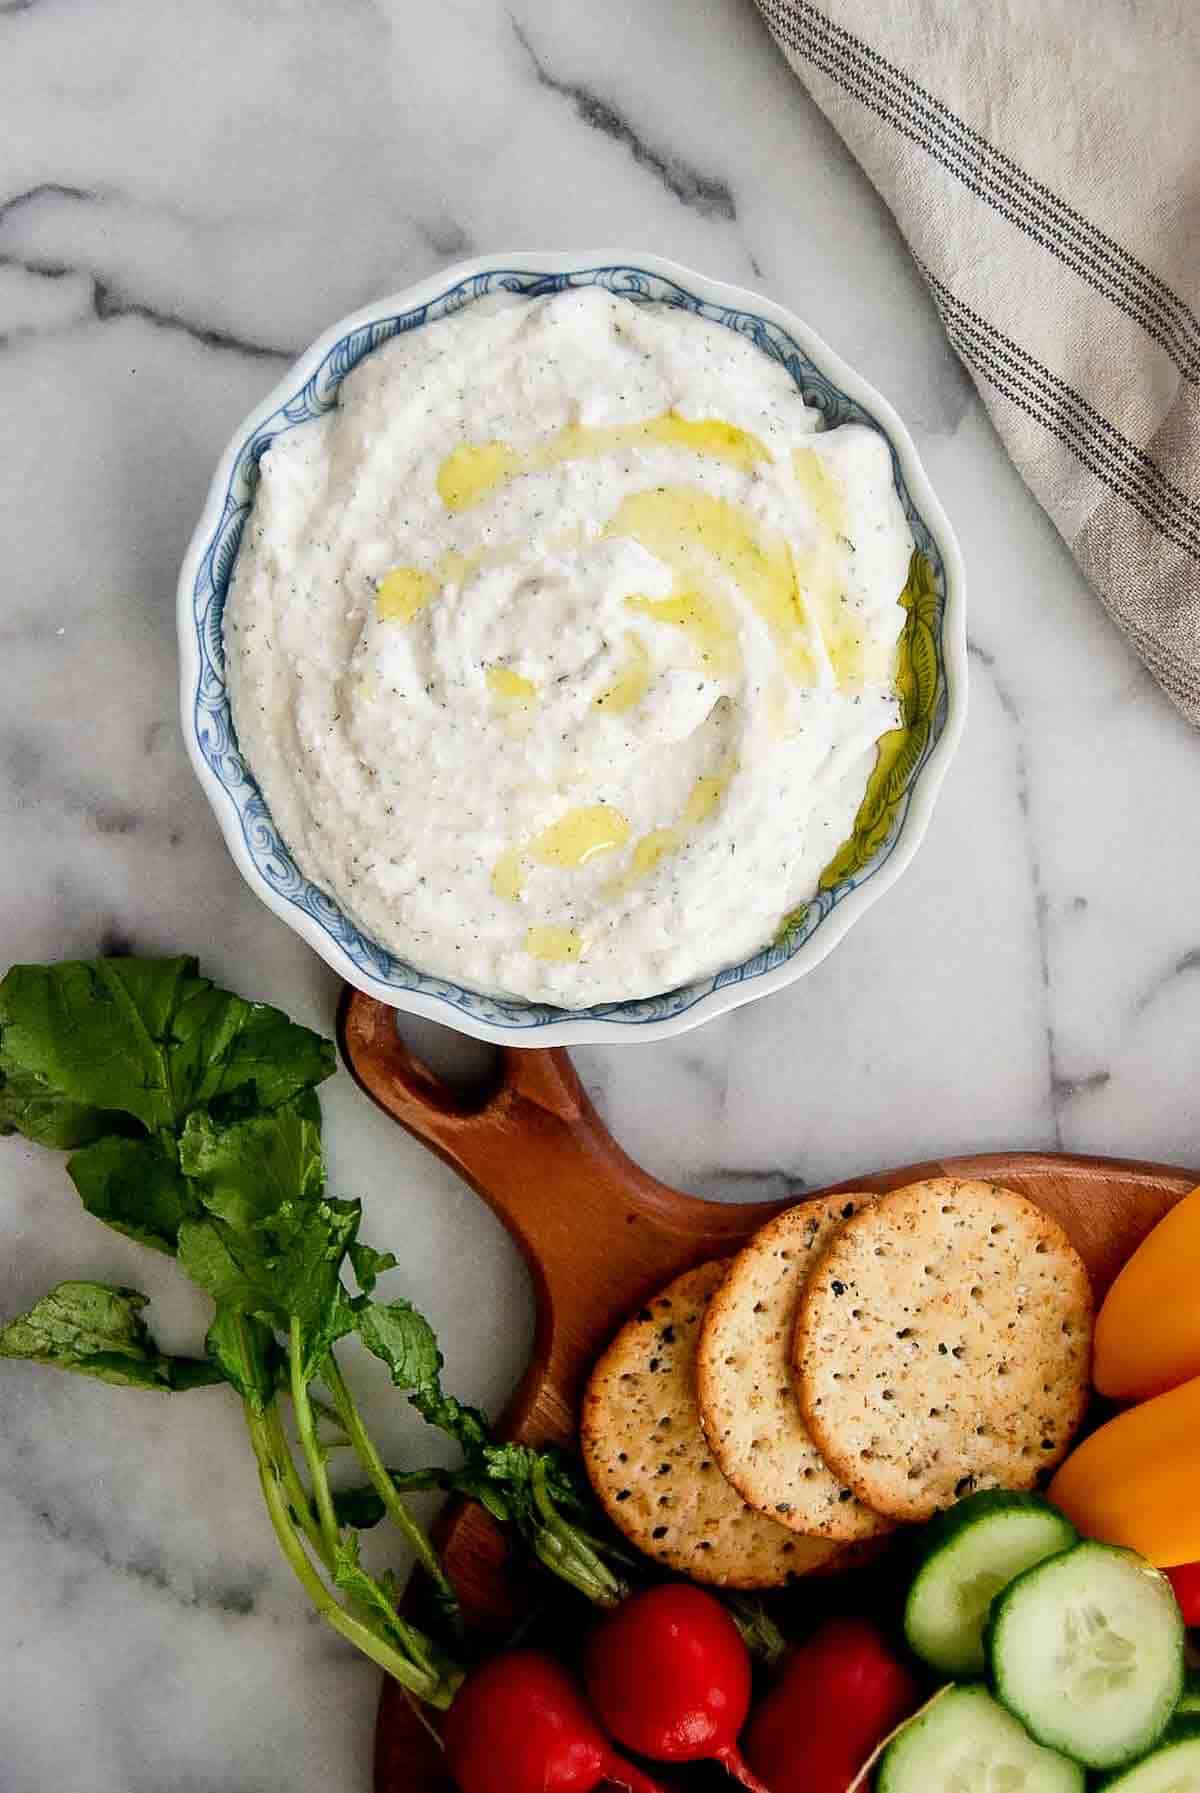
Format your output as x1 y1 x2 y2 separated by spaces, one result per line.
178 251 966 1046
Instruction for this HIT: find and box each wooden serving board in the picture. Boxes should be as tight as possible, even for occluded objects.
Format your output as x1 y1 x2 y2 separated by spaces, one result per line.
336 989 1198 1793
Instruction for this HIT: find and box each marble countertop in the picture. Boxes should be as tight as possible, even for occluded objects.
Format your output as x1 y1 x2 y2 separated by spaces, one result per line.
2 2 1198 1788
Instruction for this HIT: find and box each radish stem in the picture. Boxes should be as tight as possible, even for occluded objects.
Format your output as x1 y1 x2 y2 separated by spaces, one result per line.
530 1456 628 1606
231 1317 460 1708
323 1351 459 1623
714 1743 775 1793
260 1398 331 1568
602 1750 670 1793
245 1395 457 1705
845 1683 953 1793
289 1316 341 1561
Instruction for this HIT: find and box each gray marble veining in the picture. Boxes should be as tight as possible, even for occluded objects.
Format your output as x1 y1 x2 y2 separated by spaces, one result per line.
1 1 1198 1788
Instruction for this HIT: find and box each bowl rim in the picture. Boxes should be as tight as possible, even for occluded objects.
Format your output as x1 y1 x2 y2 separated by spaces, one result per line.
178 248 967 1046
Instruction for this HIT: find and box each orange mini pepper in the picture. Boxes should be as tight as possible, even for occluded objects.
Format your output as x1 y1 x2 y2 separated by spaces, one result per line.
1048 1372 1200 1567
1093 1183 1200 1401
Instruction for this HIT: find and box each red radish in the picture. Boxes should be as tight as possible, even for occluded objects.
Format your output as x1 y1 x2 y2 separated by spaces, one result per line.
1166 1560 1200 1625
742 1616 920 1793
583 1583 773 1793
443 1649 666 1793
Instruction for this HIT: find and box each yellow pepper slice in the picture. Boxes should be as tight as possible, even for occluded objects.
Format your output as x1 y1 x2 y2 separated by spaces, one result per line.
1093 1184 1200 1401
1048 1373 1200 1567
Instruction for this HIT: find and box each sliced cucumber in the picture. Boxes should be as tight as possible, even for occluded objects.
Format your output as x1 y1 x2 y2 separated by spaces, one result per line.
876 1683 1083 1793
905 1490 1077 1675
1178 1670 1200 1717
986 1541 1185 1771
1094 1717 1200 1790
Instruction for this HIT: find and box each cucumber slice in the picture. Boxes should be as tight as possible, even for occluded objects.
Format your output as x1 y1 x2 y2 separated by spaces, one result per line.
905 1490 1077 1675
876 1683 1083 1793
1095 1718 1200 1790
1178 1670 1200 1717
987 1541 1185 1771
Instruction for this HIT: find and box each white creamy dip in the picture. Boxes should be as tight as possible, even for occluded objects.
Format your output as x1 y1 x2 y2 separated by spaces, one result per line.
225 288 913 1004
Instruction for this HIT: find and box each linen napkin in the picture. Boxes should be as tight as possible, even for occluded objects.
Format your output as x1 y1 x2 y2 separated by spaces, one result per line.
754 0 1200 726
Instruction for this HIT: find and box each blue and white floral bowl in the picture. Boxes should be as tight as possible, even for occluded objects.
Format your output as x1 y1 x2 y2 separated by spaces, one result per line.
178 252 966 1046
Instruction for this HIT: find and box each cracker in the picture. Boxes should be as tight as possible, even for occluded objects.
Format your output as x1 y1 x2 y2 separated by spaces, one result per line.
581 1261 844 1587
792 1178 1093 1522
697 1196 893 1541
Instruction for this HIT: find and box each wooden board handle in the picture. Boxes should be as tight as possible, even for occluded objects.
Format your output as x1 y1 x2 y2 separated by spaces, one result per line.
338 987 785 1440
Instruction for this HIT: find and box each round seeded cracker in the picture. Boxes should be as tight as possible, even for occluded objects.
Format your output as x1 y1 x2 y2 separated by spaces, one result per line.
581 1261 844 1587
792 1179 1093 1522
697 1196 893 1541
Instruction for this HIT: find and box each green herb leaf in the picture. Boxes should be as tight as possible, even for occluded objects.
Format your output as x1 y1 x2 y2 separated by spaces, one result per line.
0 957 335 1148
333 1533 428 1654
408 1383 491 1456
175 1095 359 1375
356 1299 443 1391
332 1463 513 1532
205 1306 280 1410
348 1241 398 1295
482 1448 629 1605
270 1195 362 1373
0 955 493 1701
331 1485 389 1531
437 1462 518 1523
179 1200 358 1337
472 1442 596 1533
331 1533 460 1694
355 1297 492 1457
332 1532 394 1621
176 988 336 1118
0 1054 139 1150
0 959 186 1140
67 1132 199 1254
178 1091 326 1231
722 1593 789 1668
177 1216 267 1314
0 1281 221 1391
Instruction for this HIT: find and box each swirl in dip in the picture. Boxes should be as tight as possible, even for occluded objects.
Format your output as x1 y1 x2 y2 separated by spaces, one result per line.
225 288 913 1005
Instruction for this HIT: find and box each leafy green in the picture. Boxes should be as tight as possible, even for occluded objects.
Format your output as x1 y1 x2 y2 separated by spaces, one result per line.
333 1532 400 1627
355 1295 485 1438
173 984 336 1117
724 1593 789 1669
336 1463 514 1529
0 959 180 1139
0 1282 221 1391
67 1133 198 1254
0 956 334 1146
357 1299 443 1391
332 1446 605 1539
178 1097 360 1379
409 1383 492 1454
204 1306 280 1410
332 1534 458 1689
447 1442 629 1604
0 958 337 1271
0 951 671 1707
0 1053 137 1150
178 1200 360 1376
348 1241 398 1295
354 1294 625 1595
178 1092 326 1231
0 954 467 1706
330 1484 389 1531
357 1297 494 1460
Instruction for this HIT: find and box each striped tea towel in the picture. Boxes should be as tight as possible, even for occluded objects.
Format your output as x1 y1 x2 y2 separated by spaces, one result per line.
755 0 1200 726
